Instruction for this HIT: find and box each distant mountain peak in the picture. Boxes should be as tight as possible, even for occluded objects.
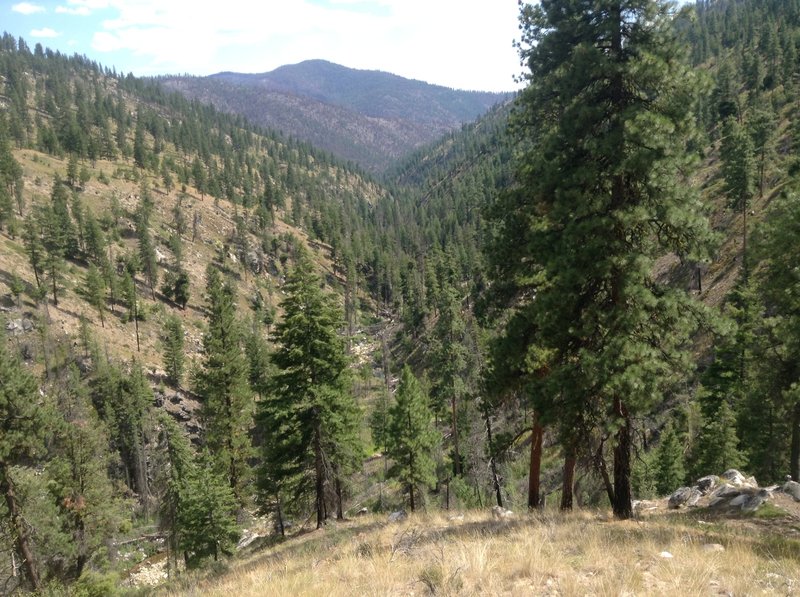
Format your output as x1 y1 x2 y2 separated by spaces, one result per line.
165 61 510 173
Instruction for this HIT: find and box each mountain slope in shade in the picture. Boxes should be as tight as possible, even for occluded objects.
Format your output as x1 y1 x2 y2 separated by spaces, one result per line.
160 60 510 173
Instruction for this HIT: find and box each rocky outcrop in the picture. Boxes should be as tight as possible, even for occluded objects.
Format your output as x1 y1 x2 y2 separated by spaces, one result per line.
782 480 800 502
666 469 772 513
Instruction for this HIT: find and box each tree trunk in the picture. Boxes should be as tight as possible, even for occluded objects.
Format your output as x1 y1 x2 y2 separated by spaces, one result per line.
0 462 42 592
612 397 633 519
791 401 800 483
596 440 615 508
314 423 325 528
451 393 461 477
485 411 503 509
335 476 344 520
560 449 576 511
276 493 285 538
409 482 415 512
528 417 543 510
132 288 141 352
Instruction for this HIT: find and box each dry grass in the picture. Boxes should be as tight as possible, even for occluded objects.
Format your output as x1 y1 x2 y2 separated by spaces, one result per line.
159 509 800 596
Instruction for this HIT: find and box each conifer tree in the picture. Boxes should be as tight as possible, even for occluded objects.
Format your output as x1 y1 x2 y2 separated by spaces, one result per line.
259 251 360 528
720 116 756 272
500 0 712 519
653 423 686 495
162 314 185 388
386 366 438 512
194 265 253 502
429 286 469 477
48 365 124 578
0 330 48 591
80 264 106 327
176 453 239 567
691 400 745 477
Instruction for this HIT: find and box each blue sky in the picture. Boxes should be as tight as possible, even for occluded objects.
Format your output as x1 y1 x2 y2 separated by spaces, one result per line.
4 0 522 92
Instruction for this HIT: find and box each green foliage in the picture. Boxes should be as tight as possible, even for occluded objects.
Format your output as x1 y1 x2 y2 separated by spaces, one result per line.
80 264 107 328
47 366 128 578
386 366 438 511
176 454 240 568
259 251 361 526
488 0 712 518
162 315 185 387
690 400 745 479
194 265 253 501
653 423 686 496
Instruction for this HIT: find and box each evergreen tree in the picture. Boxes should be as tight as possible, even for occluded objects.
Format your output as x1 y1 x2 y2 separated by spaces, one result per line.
162 314 185 388
720 116 756 272
386 366 438 512
48 365 125 578
156 413 194 576
194 265 253 502
0 330 48 591
429 286 469 477
259 251 360 528
497 0 713 519
691 400 745 477
176 453 240 567
653 423 686 495
80 264 106 327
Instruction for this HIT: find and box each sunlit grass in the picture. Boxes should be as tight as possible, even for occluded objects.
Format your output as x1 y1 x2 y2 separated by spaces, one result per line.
158 508 800 596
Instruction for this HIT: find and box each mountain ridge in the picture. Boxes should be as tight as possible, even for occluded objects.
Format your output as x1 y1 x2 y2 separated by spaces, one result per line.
160 59 510 173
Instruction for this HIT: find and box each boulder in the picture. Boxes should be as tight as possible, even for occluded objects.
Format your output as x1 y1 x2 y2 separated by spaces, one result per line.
741 489 769 513
710 483 742 499
721 469 747 486
388 510 407 523
668 487 701 509
492 505 514 520
702 543 725 553
695 475 720 494
782 480 800 502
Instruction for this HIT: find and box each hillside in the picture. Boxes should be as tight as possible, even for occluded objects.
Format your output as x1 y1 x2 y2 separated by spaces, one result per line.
160 60 509 174
3 0 800 594
156 505 800 595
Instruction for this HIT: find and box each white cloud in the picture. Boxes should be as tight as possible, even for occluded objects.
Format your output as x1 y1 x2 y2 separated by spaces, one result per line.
12 2 45 15
87 0 520 91
56 0 111 16
56 6 92 15
31 28 61 38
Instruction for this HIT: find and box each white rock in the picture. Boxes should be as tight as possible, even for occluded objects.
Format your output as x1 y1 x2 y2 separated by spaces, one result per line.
659 551 674 559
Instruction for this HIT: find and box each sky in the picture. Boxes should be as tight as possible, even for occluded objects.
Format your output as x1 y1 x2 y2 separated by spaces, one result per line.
4 0 523 92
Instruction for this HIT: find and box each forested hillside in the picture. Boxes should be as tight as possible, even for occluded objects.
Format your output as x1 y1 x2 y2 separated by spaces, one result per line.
2 0 800 594
160 60 508 174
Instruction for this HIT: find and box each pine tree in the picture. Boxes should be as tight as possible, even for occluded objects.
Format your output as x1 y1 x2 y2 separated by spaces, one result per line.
154 413 194 575
162 314 185 388
0 330 48 590
653 423 686 496
720 116 756 272
386 366 438 512
47 365 125 578
259 251 361 528
500 0 712 519
429 286 469 477
691 400 745 477
176 453 239 568
80 264 106 327
194 265 253 502
748 192 800 481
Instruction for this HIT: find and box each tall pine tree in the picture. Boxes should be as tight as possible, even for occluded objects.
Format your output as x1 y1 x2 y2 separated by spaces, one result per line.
499 0 713 519
259 251 360 528
386 366 439 512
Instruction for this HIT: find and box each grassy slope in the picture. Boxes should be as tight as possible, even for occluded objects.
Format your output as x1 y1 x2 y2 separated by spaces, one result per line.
157 504 800 596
